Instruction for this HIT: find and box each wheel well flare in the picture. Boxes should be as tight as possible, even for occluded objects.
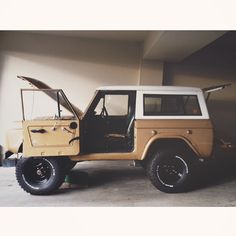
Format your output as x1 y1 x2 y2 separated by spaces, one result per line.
141 138 199 161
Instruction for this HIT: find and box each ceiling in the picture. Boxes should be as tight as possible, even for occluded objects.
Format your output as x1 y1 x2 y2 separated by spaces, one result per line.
143 31 226 62
31 30 149 42
35 30 227 62
183 31 236 66
1 30 229 63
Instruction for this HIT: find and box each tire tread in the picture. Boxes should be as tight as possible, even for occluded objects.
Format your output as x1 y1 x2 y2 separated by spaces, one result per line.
15 157 65 195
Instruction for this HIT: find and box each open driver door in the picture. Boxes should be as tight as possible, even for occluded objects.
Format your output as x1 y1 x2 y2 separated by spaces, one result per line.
19 76 81 157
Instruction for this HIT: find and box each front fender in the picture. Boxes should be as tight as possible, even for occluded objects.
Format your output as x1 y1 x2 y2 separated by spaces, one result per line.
6 129 23 153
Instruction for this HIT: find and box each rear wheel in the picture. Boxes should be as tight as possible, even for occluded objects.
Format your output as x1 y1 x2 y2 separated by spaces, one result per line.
146 147 194 193
16 157 65 195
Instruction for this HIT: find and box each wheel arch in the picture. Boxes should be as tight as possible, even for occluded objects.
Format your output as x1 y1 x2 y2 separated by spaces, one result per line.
141 136 200 161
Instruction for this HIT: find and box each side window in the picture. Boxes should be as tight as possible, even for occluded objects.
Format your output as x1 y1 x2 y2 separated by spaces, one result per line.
94 94 129 116
105 94 129 116
183 95 201 115
143 94 201 116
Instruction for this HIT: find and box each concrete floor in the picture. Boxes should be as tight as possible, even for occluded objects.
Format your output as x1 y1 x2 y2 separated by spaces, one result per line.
1 159 236 206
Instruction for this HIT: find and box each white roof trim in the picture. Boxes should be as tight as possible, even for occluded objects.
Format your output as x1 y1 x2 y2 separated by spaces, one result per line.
97 86 202 92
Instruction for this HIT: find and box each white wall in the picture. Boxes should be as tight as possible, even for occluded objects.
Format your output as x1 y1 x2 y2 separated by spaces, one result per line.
139 59 163 85
0 32 144 148
0 31 167 151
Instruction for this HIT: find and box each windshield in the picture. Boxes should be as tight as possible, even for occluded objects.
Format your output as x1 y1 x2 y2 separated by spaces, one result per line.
18 75 83 118
21 89 78 120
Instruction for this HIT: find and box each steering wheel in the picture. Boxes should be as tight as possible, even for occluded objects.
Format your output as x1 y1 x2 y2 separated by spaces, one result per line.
100 106 108 118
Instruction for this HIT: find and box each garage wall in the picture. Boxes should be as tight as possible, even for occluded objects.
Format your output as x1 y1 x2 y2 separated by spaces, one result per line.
164 62 236 142
0 32 165 150
139 59 163 85
0 32 144 148
1 31 235 153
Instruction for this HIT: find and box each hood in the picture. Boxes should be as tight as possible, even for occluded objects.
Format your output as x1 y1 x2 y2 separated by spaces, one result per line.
18 75 83 118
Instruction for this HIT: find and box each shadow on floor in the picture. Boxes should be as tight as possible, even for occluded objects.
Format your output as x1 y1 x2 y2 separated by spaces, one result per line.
57 166 146 194
57 154 236 194
192 155 236 191
88 168 146 187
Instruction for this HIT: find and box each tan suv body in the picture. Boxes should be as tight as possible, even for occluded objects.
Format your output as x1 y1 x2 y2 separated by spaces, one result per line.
5 76 216 195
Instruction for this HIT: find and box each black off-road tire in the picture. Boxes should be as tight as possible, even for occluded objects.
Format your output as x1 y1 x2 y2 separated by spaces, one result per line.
16 157 66 195
146 147 194 193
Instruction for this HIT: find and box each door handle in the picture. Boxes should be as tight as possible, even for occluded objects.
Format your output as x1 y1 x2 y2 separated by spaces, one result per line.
31 129 47 134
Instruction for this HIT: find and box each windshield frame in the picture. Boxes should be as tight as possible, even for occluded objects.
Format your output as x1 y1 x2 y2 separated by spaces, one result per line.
20 88 79 120
81 90 99 119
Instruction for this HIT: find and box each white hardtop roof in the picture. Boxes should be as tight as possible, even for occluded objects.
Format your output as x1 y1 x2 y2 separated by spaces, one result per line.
97 85 202 92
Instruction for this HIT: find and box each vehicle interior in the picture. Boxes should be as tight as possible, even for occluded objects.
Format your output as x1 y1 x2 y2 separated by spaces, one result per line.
80 90 136 154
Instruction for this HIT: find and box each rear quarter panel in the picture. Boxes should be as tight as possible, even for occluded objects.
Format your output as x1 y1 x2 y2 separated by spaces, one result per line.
136 119 214 159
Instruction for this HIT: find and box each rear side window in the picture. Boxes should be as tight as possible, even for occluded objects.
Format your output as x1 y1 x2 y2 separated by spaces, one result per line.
143 94 201 116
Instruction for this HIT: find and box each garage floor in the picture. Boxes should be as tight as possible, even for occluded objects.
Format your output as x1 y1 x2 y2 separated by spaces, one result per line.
1 159 236 207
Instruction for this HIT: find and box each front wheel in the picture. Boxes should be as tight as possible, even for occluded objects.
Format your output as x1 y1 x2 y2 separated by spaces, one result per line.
16 157 65 195
146 147 194 193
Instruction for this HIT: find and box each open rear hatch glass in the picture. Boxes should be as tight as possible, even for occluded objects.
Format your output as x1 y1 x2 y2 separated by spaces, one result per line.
202 83 231 102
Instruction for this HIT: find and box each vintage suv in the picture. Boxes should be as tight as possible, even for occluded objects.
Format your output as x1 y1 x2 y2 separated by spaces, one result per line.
5 76 230 195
